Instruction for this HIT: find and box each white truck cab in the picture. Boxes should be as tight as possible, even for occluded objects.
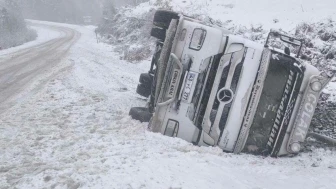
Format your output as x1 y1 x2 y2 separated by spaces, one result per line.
130 10 333 157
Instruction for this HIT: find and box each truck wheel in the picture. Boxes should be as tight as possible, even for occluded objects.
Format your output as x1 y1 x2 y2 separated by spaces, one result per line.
136 83 151 98
129 107 152 122
153 10 179 29
151 27 166 41
139 73 152 85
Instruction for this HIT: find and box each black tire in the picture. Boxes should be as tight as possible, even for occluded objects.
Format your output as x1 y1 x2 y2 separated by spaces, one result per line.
139 73 152 85
129 107 152 122
151 27 166 41
153 10 179 29
136 83 151 98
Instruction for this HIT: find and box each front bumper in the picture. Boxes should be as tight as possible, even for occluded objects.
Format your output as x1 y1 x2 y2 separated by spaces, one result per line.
286 72 334 153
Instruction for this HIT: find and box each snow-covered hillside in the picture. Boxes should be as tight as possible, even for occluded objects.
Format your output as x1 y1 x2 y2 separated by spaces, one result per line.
140 0 336 31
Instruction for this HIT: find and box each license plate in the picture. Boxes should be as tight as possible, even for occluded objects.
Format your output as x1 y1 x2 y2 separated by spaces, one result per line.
182 72 196 102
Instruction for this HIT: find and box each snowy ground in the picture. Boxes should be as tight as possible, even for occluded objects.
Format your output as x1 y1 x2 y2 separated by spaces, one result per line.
0 19 335 189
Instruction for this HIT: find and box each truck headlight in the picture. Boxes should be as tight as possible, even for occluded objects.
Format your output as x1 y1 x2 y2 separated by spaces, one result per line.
164 119 179 137
310 81 322 92
290 142 301 153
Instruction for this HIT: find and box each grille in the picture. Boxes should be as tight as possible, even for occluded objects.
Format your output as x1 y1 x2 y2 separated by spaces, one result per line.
212 48 247 139
194 54 222 128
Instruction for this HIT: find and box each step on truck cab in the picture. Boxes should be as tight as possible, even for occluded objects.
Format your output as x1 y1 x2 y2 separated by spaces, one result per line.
129 10 334 157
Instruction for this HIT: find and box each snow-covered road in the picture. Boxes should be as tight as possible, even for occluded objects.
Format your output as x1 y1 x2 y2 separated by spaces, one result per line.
0 23 80 114
0 21 336 189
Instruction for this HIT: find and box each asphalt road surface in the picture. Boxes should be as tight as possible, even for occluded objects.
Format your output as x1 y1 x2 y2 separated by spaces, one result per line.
0 23 80 114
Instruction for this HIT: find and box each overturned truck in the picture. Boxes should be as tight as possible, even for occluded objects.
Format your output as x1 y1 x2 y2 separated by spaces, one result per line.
129 10 334 157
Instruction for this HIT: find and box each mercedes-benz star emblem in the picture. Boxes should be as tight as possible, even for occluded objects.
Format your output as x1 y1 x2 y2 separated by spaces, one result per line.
217 88 234 103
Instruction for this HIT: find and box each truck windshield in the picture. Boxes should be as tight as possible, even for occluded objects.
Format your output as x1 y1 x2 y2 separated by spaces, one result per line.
243 51 304 156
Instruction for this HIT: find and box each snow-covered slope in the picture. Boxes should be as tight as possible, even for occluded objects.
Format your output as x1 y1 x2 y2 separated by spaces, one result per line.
139 0 336 31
